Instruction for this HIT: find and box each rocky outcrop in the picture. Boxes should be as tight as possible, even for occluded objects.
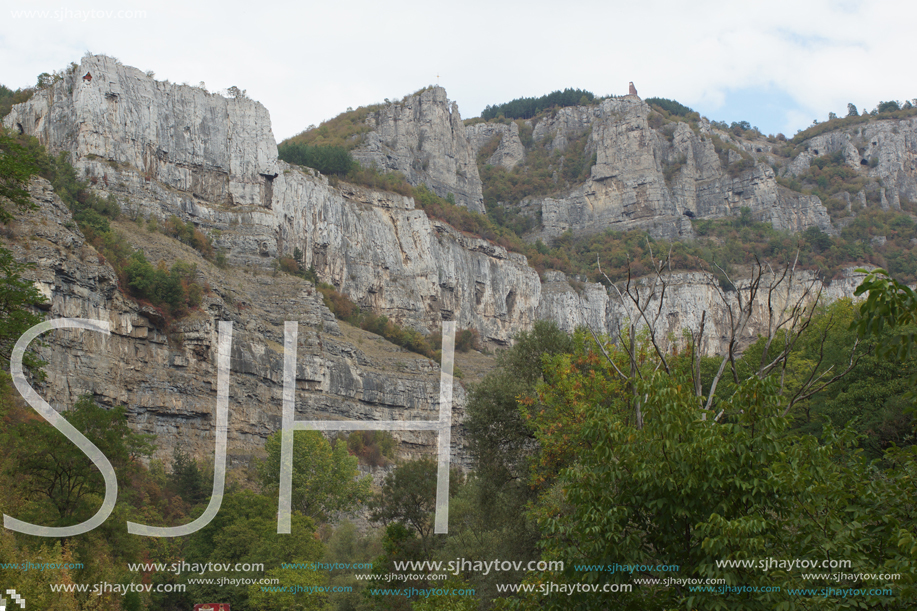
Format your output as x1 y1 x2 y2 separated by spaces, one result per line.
523 97 834 240
3 57 877 360
4 56 888 475
5 58 537 344
465 122 525 169
349 87 485 212
784 117 917 210
5 55 278 209
269 169 542 341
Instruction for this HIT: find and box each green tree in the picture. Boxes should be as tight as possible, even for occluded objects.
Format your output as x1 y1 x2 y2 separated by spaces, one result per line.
248 564 330 611
0 131 39 223
464 320 574 485
0 131 48 375
370 458 460 556
178 490 327 611
10 396 154 526
852 267 917 361
259 430 371 523
514 360 913 610
168 447 205 506
0 247 48 373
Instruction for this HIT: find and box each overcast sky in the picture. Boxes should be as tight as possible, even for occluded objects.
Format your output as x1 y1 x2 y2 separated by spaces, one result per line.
2 0 915 142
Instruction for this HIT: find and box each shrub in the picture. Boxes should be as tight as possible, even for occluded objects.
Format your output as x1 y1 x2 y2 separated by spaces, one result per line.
338 431 396 467
455 328 481 352
164 215 214 259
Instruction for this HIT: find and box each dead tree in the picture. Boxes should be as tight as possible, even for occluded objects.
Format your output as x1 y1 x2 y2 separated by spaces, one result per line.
590 248 861 426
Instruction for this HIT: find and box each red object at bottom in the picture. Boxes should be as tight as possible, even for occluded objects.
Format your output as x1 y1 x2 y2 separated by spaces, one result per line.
194 605 229 611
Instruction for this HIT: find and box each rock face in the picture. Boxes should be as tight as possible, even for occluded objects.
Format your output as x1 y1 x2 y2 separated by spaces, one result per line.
4 178 469 466
510 97 835 240
783 117 917 210
268 173 542 342
6 55 277 209
349 87 485 213
2 56 886 464
464 122 525 169
536 268 868 356
5 58 537 345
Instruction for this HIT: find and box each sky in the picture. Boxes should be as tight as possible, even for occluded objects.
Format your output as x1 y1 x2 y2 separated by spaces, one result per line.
2 0 915 142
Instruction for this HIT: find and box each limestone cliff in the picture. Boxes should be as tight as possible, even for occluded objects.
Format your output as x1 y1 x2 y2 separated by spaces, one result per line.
6 55 277 209
3 57 891 464
465 96 835 241
464 122 525 169
3 177 471 465
349 87 485 212
536 268 867 356
782 117 917 210
5 57 538 345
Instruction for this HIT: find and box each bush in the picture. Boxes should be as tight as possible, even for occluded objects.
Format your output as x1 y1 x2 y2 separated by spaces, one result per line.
455 328 481 352
315 282 441 360
339 431 396 467
164 215 214 259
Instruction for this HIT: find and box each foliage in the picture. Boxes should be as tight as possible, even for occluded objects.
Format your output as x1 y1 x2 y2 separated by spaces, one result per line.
479 127 595 206
513 353 915 610
185 489 327 611
877 100 901 114
481 89 597 121
0 247 48 374
0 131 41 223
9 395 154 527
411 576 477 611
645 97 695 117
448 321 576 600
365 522 427 611
0 84 36 119
324 520 383 611
168 447 206 506
780 149 875 221
123 251 203 317
248 564 330 611
369 458 460 556
0 532 81 611
313 279 442 360
852 267 917 361
454 327 480 352
6 133 208 323
278 141 356 176
259 429 371 523
343 164 415 196
163 214 214 260
339 430 397 467
284 103 384 150
791 102 917 145
465 320 575 484
849 268 917 428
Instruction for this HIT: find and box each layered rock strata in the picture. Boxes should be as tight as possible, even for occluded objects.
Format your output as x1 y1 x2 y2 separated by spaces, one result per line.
4 178 469 465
